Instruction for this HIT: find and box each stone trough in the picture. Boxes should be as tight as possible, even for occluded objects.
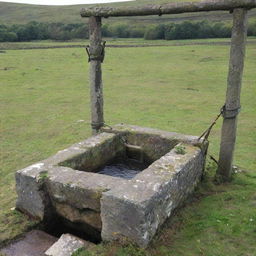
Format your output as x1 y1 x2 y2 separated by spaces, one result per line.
16 124 208 248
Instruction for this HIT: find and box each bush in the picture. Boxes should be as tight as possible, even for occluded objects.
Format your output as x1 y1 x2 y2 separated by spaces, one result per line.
109 23 130 38
248 21 256 36
0 26 18 42
212 22 231 38
0 19 254 42
102 24 112 37
163 21 232 40
129 26 145 38
4 32 18 42
144 24 166 40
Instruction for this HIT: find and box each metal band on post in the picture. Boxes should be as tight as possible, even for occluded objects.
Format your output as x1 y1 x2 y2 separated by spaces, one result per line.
222 105 241 119
91 121 105 131
86 41 106 63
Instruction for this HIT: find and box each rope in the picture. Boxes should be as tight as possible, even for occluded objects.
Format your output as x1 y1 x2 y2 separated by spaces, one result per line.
91 122 113 130
209 155 219 165
198 105 233 176
102 123 113 130
198 105 225 143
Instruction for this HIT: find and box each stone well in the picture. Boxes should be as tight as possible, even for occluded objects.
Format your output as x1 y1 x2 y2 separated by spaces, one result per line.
16 124 208 247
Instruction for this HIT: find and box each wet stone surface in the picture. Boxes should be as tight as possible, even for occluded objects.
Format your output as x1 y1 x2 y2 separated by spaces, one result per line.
97 159 148 180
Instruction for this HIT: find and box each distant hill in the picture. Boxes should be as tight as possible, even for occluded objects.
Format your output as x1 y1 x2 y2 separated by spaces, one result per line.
0 0 255 25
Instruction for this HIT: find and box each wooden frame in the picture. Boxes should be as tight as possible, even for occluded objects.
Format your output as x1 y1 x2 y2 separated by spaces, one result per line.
82 0 255 180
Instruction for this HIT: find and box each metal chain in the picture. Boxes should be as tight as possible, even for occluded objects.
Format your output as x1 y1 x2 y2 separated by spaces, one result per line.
102 123 113 130
198 104 225 143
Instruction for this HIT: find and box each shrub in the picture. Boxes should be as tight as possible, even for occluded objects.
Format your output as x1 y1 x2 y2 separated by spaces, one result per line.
0 19 254 42
144 24 166 40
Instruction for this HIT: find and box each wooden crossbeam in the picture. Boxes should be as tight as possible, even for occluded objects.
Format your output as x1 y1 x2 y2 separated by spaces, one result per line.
85 1 253 183
81 0 256 18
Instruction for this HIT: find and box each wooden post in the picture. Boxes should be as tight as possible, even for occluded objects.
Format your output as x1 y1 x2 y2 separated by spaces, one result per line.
217 8 248 181
88 16 104 135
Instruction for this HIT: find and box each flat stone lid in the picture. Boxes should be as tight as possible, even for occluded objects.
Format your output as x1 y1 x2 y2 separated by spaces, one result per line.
45 233 93 256
0 230 57 256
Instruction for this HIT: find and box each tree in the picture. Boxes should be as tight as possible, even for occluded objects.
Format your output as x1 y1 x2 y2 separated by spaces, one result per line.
144 24 166 40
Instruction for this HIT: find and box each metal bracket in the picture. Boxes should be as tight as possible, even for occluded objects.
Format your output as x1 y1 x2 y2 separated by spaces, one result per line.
222 105 241 119
86 41 106 63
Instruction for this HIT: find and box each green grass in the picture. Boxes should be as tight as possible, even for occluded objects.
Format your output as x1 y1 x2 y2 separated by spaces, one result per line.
0 37 255 51
0 39 255 255
0 0 255 25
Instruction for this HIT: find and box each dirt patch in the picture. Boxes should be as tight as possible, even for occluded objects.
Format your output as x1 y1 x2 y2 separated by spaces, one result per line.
0 67 15 71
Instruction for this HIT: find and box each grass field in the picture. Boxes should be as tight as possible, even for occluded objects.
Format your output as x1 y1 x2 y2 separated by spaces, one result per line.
0 37 255 51
0 38 255 255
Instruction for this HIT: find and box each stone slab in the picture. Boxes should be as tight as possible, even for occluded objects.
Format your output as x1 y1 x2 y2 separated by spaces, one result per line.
47 166 126 212
45 132 124 171
102 124 207 162
15 162 51 220
0 230 57 256
45 233 92 256
102 124 201 144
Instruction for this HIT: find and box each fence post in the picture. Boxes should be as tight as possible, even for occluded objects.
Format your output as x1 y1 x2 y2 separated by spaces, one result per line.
217 8 248 181
88 16 104 135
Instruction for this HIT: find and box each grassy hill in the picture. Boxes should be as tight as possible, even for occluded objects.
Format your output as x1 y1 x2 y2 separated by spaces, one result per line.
0 0 255 25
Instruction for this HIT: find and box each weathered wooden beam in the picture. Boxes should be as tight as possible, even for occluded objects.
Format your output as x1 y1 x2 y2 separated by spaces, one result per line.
88 16 104 135
217 8 248 181
81 0 256 17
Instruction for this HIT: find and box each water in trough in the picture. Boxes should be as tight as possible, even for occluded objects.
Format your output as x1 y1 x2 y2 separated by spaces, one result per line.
97 159 148 180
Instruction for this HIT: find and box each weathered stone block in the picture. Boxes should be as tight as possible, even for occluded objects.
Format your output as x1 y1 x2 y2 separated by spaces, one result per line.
45 233 93 256
101 143 205 247
55 132 124 172
15 162 51 220
46 167 126 212
15 124 207 248
16 132 125 221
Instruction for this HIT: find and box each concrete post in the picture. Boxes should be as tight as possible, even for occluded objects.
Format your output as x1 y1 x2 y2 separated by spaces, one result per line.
88 16 104 135
217 8 248 181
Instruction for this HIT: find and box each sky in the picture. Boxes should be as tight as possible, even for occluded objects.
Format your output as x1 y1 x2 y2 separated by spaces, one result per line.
0 0 134 6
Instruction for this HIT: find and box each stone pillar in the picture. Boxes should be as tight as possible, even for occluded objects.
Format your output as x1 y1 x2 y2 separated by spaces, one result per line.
217 8 248 181
88 16 104 135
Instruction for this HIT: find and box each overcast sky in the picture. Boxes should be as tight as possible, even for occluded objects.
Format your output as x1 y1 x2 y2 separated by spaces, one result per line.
0 0 134 5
